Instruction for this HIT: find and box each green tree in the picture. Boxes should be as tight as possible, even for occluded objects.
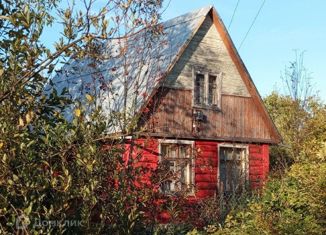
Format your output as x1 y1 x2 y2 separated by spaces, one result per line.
264 52 326 169
0 0 163 234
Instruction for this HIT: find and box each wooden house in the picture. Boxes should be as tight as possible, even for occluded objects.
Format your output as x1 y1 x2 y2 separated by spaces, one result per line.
51 6 281 198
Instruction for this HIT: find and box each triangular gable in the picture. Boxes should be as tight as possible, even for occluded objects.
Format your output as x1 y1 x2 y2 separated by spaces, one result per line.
48 6 281 142
209 7 281 143
144 6 281 143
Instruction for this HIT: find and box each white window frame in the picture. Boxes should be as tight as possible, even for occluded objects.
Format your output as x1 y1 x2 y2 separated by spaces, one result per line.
192 68 222 109
158 139 195 195
217 143 249 193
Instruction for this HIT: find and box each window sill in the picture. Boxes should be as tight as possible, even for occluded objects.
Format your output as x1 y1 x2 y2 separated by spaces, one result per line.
193 104 221 112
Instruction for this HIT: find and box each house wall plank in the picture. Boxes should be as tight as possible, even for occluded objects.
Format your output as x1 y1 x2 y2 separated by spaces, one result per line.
163 15 250 97
194 141 218 198
140 88 273 141
118 139 269 198
249 144 269 189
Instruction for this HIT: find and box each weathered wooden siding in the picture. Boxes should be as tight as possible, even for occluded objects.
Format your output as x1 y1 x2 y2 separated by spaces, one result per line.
137 12 277 143
163 14 250 97
140 88 273 141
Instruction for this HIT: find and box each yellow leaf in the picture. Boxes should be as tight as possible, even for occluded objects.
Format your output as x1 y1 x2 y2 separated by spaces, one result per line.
0 141 3 149
18 117 24 127
74 109 81 117
85 94 93 102
64 175 71 192
25 111 33 124
13 174 19 181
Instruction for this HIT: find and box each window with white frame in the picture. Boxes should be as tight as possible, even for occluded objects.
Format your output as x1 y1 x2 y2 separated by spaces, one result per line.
219 146 248 195
194 71 222 108
159 143 193 194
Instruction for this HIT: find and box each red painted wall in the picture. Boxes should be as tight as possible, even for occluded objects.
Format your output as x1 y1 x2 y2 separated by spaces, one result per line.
194 141 269 198
121 139 269 198
249 144 269 189
122 138 159 187
195 141 218 198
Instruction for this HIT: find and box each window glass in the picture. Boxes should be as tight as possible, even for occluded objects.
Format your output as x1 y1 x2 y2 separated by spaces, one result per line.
208 75 217 105
219 147 247 195
160 144 193 194
194 74 205 105
194 72 220 107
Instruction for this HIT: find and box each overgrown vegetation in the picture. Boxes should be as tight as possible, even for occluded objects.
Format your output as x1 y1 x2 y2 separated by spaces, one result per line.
0 0 325 234
187 162 326 235
264 92 326 168
186 53 326 235
264 51 326 170
0 0 165 234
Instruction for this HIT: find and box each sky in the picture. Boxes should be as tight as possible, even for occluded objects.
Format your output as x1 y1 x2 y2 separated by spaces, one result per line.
160 0 326 102
41 0 326 102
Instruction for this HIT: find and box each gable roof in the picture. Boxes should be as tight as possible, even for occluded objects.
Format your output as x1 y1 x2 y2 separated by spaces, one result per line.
49 6 281 143
49 6 210 127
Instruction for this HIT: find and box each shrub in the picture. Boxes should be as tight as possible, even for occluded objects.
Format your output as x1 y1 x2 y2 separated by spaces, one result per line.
206 162 326 235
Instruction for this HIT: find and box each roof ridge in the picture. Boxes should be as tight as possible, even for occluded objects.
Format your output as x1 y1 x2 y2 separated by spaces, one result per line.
161 5 212 28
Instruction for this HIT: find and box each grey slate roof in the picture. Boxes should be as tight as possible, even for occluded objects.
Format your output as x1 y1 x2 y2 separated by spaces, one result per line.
48 6 212 132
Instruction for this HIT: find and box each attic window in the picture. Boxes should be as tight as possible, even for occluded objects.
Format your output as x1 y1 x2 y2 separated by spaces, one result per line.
194 71 222 108
208 75 217 105
194 74 205 105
